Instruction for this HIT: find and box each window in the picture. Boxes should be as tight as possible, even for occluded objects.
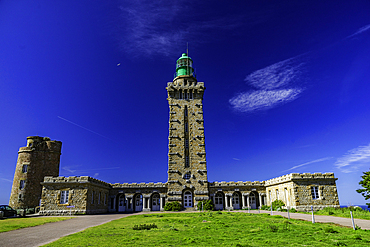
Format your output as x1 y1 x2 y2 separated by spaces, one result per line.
19 180 25 190
311 186 319 199
185 139 189 148
179 89 183 99
185 122 188 132
110 197 115 210
184 173 191 179
276 189 279 200
189 91 193 99
269 190 271 202
60 190 69 204
98 192 101 204
92 191 94 204
185 156 189 167
22 165 28 173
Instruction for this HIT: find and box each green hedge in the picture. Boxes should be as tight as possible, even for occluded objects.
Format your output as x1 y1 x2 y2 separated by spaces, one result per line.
164 201 182 211
197 200 214 211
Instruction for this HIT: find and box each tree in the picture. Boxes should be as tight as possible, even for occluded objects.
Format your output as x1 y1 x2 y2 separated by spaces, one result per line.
356 170 370 208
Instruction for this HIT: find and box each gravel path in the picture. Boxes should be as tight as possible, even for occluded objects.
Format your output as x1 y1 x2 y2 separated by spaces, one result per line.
0 210 369 247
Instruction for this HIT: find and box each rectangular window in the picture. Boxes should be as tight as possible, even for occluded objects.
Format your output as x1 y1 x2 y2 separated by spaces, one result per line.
269 190 271 203
19 180 25 190
110 197 115 210
92 191 94 204
185 122 188 132
276 189 279 200
98 192 101 204
185 139 189 148
189 91 193 99
311 186 319 199
284 188 288 206
22 165 28 173
60 190 69 204
185 156 189 167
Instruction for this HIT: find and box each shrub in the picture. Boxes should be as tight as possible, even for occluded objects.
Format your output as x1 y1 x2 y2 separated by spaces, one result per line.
164 201 182 211
261 205 270 210
289 207 297 213
272 200 285 210
133 223 158 230
197 200 214 211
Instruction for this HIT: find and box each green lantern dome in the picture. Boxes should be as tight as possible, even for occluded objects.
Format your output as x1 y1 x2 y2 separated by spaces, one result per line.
175 53 196 78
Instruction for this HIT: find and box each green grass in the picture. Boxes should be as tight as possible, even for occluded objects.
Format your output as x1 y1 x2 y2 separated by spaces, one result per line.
300 207 370 220
0 217 73 233
44 212 370 246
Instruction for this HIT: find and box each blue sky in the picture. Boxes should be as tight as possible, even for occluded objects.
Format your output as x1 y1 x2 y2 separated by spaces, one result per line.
1 0 370 206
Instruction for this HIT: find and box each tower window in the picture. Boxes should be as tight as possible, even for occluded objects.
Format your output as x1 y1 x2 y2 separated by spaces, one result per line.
189 90 193 99
185 90 188 100
184 173 191 179
185 122 188 132
184 106 188 117
311 186 319 199
185 139 189 148
179 89 183 99
60 190 69 204
185 156 189 167
22 165 28 173
19 180 25 190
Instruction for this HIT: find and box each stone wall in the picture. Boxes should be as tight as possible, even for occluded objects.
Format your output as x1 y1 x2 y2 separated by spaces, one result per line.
166 75 209 207
39 176 110 215
9 136 62 209
265 173 340 211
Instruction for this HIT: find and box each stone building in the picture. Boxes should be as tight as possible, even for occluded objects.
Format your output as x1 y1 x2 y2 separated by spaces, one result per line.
9 53 340 215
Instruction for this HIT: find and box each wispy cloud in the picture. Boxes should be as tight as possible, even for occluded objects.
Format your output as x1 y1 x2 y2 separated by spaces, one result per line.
62 166 120 174
335 144 370 173
58 116 114 141
94 173 99 177
282 157 333 172
117 0 260 56
347 24 370 38
230 55 306 113
0 177 13 183
233 158 241 161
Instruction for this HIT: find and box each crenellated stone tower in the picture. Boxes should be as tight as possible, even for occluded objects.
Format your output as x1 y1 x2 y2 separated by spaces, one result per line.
9 136 62 209
166 53 209 208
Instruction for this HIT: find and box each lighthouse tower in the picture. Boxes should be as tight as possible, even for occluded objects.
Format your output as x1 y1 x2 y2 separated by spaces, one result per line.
166 53 209 208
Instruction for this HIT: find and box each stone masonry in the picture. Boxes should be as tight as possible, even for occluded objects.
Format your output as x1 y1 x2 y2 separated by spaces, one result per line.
9 53 340 214
9 136 62 209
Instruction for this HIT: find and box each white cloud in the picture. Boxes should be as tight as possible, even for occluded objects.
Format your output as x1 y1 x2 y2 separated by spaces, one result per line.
62 166 76 173
230 55 306 113
233 158 241 161
117 0 255 56
229 88 302 113
283 157 333 172
0 177 13 183
246 58 305 90
335 144 370 173
347 24 370 38
94 173 99 177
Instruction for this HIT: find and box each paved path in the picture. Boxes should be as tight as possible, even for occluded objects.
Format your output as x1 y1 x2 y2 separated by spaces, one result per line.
1 210 370 246
239 210 370 230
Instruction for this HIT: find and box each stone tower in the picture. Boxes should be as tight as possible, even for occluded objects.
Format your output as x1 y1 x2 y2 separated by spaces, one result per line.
166 53 209 208
9 136 62 209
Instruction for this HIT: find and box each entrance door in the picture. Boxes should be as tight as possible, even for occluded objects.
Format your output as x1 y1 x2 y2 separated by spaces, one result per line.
249 194 256 209
118 194 126 212
232 193 240 209
184 191 193 208
135 194 143 212
215 193 224 210
152 194 160 211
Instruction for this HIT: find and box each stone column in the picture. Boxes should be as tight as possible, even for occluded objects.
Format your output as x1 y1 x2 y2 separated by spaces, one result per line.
143 197 147 209
242 194 246 209
247 194 250 209
230 196 233 209
259 193 262 207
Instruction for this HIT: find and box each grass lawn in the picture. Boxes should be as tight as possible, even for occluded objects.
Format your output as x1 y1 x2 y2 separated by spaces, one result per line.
44 212 370 246
0 217 73 233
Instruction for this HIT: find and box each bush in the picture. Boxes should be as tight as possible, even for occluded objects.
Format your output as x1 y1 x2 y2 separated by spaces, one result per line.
197 200 214 211
164 201 182 211
261 205 270 210
289 208 297 213
272 200 285 210
133 223 158 230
